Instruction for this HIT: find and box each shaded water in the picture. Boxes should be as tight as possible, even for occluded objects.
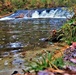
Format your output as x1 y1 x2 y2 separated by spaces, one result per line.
0 18 66 55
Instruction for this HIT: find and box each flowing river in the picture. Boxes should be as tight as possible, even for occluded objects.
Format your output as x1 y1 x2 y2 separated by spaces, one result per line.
0 7 74 57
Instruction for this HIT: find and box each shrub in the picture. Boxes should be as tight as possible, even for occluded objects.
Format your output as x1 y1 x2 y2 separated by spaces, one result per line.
60 18 76 45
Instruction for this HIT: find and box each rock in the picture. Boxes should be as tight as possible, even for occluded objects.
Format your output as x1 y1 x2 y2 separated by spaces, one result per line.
72 51 76 58
20 52 26 58
11 71 22 75
72 42 76 49
15 13 24 18
64 46 76 62
4 60 8 66
70 42 76 50
70 58 76 64
24 72 29 75
68 66 76 72
39 38 49 42
13 54 20 58
12 58 24 65
0 58 2 60
37 70 54 75
48 42 53 45
2 52 10 57
63 73 70 75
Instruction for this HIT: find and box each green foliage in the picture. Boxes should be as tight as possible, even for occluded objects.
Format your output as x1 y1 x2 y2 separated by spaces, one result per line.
25 50 64 72
53 57 64 68
60 18 76 45
25 51 54 71
41 0 46 3
30 0 36 6
12 0 24 8
49 18 76 45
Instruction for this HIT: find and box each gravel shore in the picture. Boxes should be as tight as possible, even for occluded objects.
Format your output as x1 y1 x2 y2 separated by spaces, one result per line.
0 68 23 75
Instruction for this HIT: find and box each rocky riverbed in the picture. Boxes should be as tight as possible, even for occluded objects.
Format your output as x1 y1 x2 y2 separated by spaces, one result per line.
0 43 67 72
0 42 76 75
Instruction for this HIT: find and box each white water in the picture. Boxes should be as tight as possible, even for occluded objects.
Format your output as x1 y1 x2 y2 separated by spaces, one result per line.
32 11 39 18
0 8 74 21
0 17 15 21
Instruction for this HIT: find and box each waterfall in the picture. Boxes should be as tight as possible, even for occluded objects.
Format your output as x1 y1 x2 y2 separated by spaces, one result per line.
0 7 74 21
49 9 59 18
32 11 39 18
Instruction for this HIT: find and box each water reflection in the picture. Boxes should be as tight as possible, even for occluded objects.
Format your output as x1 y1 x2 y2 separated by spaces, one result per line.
0 18 66 55
6 42 24 49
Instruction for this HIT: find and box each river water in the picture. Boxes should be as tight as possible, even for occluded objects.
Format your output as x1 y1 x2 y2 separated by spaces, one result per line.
0 18 67 72
0 7 74 57
0 18 66 55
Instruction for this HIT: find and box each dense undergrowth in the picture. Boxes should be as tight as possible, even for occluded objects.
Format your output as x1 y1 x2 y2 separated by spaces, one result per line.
60 18 76 45
48 17 76 45
24 50 64 72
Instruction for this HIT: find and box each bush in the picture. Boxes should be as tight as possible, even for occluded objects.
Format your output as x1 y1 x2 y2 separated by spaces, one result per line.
60 18 76 45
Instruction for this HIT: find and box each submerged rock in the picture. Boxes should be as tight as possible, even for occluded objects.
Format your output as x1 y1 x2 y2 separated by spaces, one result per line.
12 57 25 68
39 38 49 42
38 70 54 75
1 52 10 57
15 13 24 18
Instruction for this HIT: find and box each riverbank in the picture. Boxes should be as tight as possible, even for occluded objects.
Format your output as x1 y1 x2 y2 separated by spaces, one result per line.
0 12 14 18
0 68 23 75
0 42 69 75
0 0 76 16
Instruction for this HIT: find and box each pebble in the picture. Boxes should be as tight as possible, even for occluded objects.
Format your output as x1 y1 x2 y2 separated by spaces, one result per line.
38 71 54 75
4 60 8 66
0 58 2 60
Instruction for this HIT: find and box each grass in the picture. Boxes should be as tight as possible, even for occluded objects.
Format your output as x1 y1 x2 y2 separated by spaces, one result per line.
24 43 69 72
59 18 76 45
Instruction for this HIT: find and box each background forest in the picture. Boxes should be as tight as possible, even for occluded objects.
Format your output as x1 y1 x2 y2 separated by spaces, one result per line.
0 0 76 15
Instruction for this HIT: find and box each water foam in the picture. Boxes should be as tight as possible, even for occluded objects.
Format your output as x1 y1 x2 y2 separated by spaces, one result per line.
0 8 74 21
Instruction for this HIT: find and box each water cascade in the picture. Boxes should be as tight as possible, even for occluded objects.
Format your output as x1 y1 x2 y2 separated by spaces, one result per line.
32 11 40 18
0 7 74 21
